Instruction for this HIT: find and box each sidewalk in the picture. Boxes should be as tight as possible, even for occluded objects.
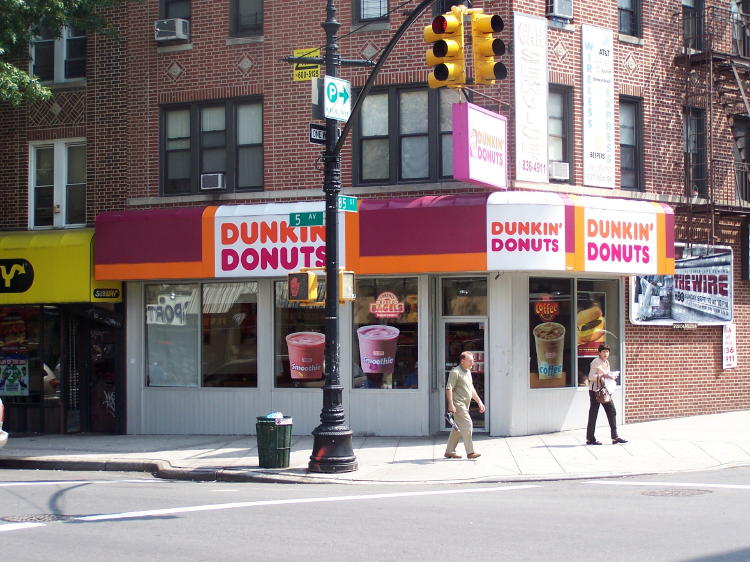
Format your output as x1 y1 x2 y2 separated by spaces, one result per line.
1 410 748 484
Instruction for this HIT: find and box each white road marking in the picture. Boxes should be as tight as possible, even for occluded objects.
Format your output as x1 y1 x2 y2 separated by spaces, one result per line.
587 481 750 490
0 479 154 488
75 484 540 522
0 523 46 533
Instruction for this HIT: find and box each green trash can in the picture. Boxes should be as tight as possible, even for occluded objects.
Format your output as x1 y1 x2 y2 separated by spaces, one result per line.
256 416 293 468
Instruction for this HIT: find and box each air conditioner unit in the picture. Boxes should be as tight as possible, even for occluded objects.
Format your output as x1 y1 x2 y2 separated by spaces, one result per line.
546 0 574 20
154 18 190 42
549 161 570 181
200 173 225 191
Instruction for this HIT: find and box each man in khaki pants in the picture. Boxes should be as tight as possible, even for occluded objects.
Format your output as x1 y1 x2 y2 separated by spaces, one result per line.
444 351 485 460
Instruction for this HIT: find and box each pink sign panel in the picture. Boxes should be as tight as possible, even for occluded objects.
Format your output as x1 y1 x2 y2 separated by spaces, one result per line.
452 102 508 190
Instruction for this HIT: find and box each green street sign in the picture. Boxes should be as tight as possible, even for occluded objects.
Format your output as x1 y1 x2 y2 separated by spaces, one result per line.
289 211 324 227
337 195 358 212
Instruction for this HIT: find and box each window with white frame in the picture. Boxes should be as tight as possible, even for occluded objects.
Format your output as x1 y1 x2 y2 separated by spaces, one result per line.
31 25 86 83
29 140 86 228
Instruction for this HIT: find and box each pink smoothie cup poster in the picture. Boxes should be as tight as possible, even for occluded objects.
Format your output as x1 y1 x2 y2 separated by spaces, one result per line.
357 325 399 374
286 331 325 379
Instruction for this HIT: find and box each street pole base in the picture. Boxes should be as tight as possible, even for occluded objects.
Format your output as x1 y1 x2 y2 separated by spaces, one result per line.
308 426 358 473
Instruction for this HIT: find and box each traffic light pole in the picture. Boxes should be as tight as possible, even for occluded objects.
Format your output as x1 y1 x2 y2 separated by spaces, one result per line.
286 0 442 473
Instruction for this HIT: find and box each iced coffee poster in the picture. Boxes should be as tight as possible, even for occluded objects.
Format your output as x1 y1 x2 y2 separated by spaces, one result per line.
577 292 607 357
529 278 572 388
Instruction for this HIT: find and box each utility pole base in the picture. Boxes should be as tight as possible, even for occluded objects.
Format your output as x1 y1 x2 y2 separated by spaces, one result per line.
308 425 358 473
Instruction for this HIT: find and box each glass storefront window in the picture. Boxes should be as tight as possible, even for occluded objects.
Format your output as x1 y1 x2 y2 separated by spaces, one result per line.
202 282 258 387
274 280 325 388
442 278 487 316
529 277 621 389
145 284 200 387
353 278 418 389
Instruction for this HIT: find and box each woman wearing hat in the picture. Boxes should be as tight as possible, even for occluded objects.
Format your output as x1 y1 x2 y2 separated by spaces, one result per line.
586 344 628 445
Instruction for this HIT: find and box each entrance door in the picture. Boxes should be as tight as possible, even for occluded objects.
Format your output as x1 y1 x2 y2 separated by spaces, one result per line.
441 320 487 431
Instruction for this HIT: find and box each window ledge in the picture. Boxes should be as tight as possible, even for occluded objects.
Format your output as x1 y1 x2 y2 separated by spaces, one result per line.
350 21 390 32
547 19 576 32
157 42 193 53
48 79 87 90
618 33 644 46
226 35 264 45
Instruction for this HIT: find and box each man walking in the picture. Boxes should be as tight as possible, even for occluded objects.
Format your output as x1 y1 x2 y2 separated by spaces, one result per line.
444 351 485 459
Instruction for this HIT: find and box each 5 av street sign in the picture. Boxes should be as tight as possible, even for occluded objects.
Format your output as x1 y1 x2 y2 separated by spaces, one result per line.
323 76 351 122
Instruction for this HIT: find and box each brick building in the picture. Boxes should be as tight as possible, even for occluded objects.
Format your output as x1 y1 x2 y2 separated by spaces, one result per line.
1 0 748 437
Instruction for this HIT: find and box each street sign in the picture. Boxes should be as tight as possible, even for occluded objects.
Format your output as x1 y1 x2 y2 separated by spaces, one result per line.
292 48 321 81
289 211 324 227
309 123 326 145
323 76 351 122
337 195 358 212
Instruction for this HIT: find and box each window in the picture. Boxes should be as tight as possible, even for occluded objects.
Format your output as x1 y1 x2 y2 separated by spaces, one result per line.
31 25 86 82
353 278 419 389
548 86 572 182
145 282 258 388
161 0 191 19
355 86 460 185
684 107 707 196
162 99 263 195
274 281 325 388
529 277 621 389
29 139 86 228
617 0 640 36
231 0 263 36
356 0 388 22
620 97 642 190
434 1 464 14
683 0 704 51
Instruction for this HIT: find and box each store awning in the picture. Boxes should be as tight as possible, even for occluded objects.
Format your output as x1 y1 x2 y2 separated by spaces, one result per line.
0 229 122 304
347 191 675 276
346 194 490 274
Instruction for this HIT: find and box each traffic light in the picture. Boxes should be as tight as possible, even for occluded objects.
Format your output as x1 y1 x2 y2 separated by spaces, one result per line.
424 8 466 88
288 271 317 303
470 12 507 85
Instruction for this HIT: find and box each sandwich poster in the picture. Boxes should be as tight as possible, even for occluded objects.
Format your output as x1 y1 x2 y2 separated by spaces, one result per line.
577 292 606 356
630 245 733 326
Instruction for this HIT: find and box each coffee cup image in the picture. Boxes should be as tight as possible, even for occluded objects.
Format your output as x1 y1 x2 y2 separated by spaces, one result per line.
533 322 565 379
286 332 325 380
577 305 605 344
357 325 400 374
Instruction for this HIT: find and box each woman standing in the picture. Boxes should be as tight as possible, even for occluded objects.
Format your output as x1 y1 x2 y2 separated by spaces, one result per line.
586 344 628 445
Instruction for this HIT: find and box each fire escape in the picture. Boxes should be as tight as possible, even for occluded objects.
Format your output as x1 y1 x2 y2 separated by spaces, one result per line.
676 2 750 245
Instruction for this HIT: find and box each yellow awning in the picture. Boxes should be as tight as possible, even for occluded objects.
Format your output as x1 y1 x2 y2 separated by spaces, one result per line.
0 229 121 305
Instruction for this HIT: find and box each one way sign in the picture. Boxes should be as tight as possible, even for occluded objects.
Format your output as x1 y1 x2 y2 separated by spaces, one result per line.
309 123 326 145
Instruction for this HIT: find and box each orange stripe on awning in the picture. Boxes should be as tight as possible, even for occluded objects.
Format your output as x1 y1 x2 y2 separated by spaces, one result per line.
95 262 207 280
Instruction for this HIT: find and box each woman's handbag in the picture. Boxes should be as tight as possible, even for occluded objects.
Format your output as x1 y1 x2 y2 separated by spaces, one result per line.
595 376 612 404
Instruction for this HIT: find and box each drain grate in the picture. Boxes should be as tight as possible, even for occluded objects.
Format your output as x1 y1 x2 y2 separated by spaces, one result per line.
2 514 72 523
642 489 712 497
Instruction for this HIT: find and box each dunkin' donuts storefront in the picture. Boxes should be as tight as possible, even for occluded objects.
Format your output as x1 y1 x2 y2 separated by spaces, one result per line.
95 193 674 436
0 229 123 434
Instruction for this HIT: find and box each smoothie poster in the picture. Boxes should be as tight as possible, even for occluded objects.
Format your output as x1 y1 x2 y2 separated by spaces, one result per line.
0 354 30 396
529 279 572 388
630 245 733 326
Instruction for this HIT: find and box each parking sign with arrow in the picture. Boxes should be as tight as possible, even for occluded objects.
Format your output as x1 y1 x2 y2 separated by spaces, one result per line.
323 76 351 122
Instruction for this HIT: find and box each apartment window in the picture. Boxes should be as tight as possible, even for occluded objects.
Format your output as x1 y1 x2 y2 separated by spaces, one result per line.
356 0 388 22
29 140 86 228
355 86 460 184
683 0 704 51
161 0 191 19
434 1 464 13
162 99 263 195
548 86 572 182
617 0 640 36
620 97 642 190
231 0 263 36
31 26 86 82
684 107 707 196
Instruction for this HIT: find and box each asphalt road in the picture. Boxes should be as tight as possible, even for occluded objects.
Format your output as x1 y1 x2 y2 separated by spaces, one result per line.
1 467 749 561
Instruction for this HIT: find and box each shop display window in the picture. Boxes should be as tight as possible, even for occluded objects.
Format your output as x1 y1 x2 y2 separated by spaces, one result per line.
353 278 418 389
146 282 258 388
529 277 620 389
274 280 325 388
201 282 258 387
442 278 487 316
